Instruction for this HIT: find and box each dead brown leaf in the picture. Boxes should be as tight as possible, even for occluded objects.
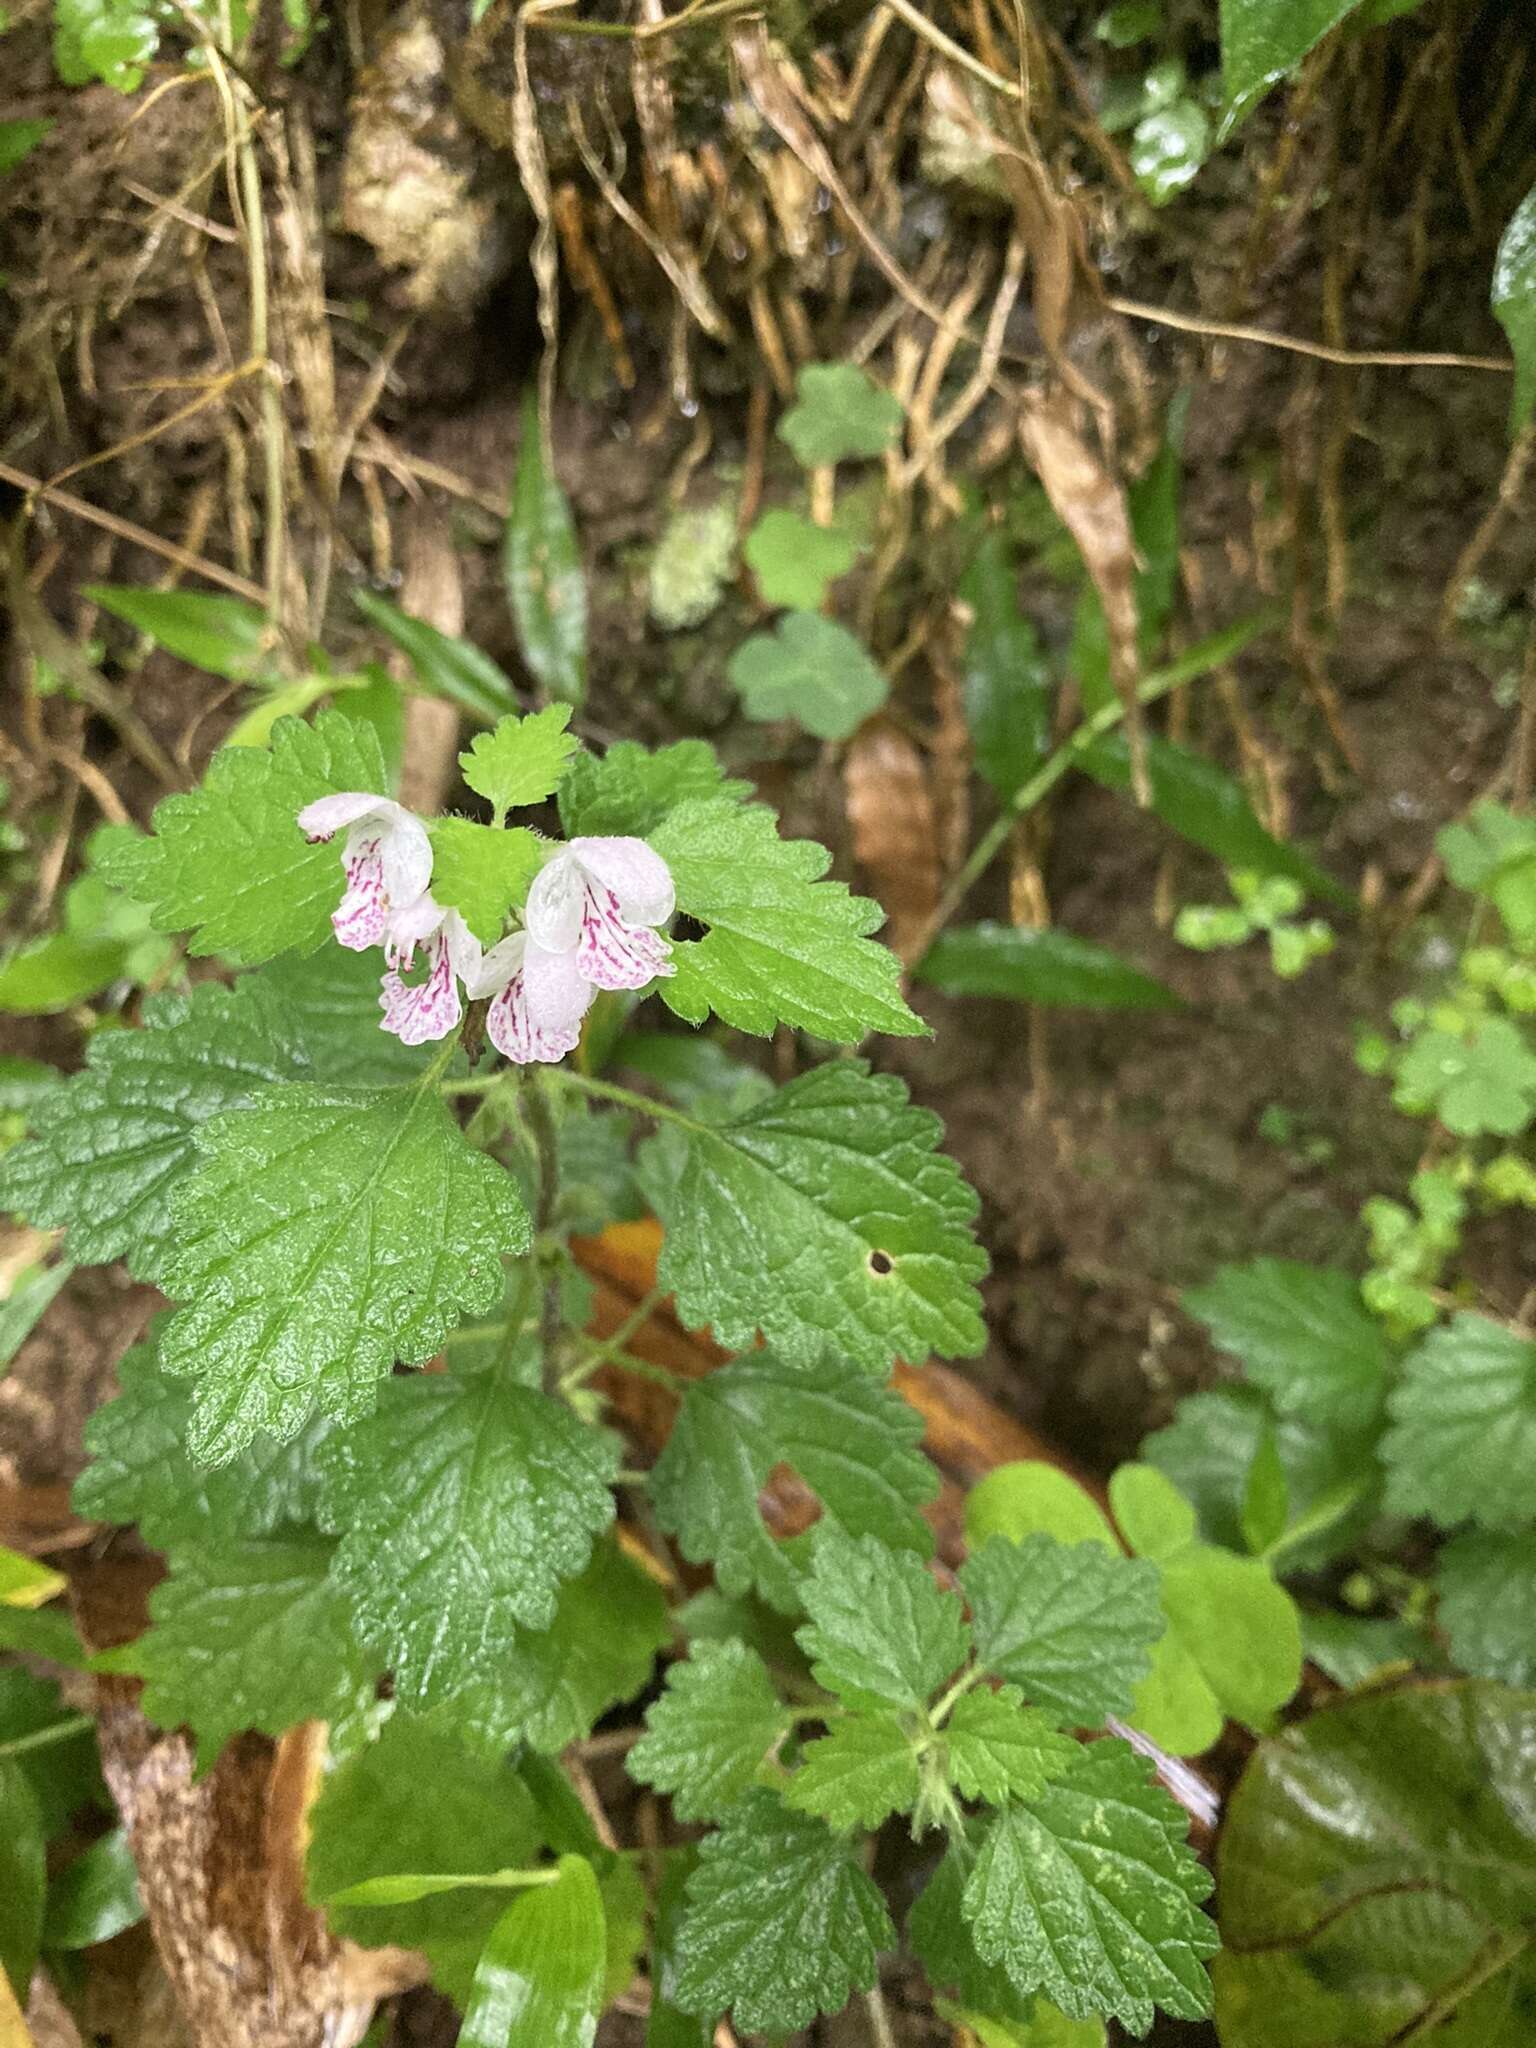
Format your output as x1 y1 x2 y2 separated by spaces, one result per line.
843 717 941 964
1017 385 1148 802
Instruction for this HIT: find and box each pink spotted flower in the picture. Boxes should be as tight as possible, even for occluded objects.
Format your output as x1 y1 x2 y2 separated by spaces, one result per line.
298 792 434 956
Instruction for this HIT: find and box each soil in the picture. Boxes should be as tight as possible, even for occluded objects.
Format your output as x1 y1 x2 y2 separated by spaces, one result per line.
4 2 1536 2042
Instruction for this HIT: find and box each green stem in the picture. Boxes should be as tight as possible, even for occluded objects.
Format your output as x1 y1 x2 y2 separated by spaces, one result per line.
921 609 1283 949
518 1069 565 1380
563 1284 669 1395
549 1067 702 1132
928 1663 983 1730
578 1343 682 1392
0 1714 93 1760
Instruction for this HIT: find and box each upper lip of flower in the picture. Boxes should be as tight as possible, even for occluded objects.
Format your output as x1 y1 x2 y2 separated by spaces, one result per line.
298 791 435 955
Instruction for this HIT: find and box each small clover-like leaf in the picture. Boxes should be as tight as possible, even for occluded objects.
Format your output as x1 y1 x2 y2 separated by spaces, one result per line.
160 1083 530 1463
777 364 904 468
727 613 888 741
959 1533 1164 1727
1395 1017 1536 1136
672 1787 894 2034
742 509 859 610
94 711 388 964
639 1063 986 1376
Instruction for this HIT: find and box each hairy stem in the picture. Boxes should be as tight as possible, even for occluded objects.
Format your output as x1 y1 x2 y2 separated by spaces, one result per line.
518 1067 565 1381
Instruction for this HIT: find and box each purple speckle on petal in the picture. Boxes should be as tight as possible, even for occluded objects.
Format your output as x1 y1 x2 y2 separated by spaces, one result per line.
379 932 462 1045
575 884 674 992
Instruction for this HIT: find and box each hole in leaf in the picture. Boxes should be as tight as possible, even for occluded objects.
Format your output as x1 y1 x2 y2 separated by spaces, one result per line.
867 1249 894 1277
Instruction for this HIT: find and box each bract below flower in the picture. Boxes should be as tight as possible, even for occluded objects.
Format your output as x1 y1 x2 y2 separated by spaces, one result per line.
525 836 677 992
298 791 433 954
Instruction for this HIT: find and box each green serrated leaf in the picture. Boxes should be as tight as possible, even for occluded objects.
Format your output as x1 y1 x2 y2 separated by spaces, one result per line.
910 1830 1038 2025
428 820 546 945
777 364 904 468
558 741 750 840
727 614 888 741
640 1063 986 1375
742 509 858 610
0 982 314 1282
672 1787 894 2034
1383 1313 1536 1530
797 1527 967 1709
448 1536 670 1752
648 799 923 1041
646 1348 937 1612
963 1741 1217 2032
942 1686 1079 1806
1435 1530 1536 1684
127 1536 378 1767
959 1533 1164 1727
1493 183 1536 435
785 1713 920 1830
86 585 272 681
1187 1253 1392 1433
504 389 586 704
307 1714 541 2004
316 1359 618 1695
251 946 430 1086
159 1082 530 1463
74 1320 330 1554
461 1855 606 2048
916 922 1181 1013
630 1640 792 1822
94 710 389 964
460 706 579 817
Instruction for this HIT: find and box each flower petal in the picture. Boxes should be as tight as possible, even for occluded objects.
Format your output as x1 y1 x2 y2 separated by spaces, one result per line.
379 929 463 1045
571 837 676 927
372 807 434 912
574 880 674 991
524 847 585 955
297 791 390 842
385 891 448 970
486 943 594 1066
332 833 391 951
460 928 526 1002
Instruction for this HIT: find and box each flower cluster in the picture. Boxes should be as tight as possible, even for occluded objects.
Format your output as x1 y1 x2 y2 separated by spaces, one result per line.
297 793 675 1063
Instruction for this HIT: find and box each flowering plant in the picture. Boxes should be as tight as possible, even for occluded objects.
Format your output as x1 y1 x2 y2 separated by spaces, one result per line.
0 705 1221 2042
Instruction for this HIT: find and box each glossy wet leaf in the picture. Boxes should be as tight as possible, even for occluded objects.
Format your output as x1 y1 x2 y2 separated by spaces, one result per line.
460 1856 606 2048
558 740 750 839
917 922 1181 1012
785 1713 920 1830
1219 0 1366 132
504 388 586 704
1213 1681 1536 2046
941 1686 1079 1806
0 1759 44 1999
1435 1530 1536 1684
460 705 579 817
960 531 1052 801
52 0 158 88
316 1360 619 1694
44 1828 143 1949
798 1525 968 1709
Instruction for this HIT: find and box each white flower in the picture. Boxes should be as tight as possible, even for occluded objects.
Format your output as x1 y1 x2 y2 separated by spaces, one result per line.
524 836 677 993
378 904 480 1046
298 792 434 955
481 931 597 1065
